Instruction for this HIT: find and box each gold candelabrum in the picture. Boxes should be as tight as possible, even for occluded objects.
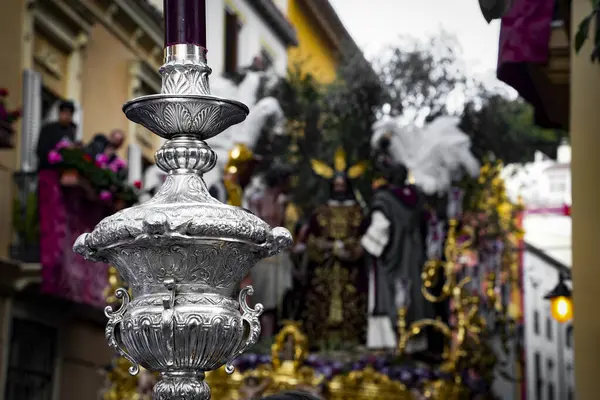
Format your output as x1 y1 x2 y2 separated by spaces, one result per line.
206 321 412 399
396 219 481 399
397 161 523 398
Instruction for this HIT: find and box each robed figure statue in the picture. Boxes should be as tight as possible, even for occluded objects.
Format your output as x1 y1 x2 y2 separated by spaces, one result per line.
361 138 434 351
296 147 369 349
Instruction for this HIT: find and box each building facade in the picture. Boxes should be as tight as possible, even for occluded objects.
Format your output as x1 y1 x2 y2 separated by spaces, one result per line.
287 0 359 83
494 1 600 395
503 140 574 400
503 141 572 209
149 0 295 78
523 242 574 400
0 1 296 399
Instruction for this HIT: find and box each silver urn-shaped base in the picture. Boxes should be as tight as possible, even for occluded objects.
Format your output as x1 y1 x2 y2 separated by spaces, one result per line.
73 44 292 399
104 286 261 400
75 173 291 399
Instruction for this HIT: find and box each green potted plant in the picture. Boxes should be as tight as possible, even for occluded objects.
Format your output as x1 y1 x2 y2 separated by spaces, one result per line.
10 171 40 263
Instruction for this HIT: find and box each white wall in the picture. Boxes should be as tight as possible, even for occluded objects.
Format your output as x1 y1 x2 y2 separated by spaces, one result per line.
523 250 574 400
524 214 571 267
148 0 288 76
272 0 289 14
503 144 572 208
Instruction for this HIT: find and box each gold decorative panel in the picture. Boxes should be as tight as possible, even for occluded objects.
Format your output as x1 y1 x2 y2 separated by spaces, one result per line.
33 34 69 97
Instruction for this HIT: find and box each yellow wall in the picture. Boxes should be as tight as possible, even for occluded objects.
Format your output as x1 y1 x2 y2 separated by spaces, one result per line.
287 0 339 83
570 0 600 398
81 24 136 160
0 0 27 258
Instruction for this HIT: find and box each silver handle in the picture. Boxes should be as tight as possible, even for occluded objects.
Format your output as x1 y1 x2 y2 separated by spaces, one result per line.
224 285 264 374
104 288 140 375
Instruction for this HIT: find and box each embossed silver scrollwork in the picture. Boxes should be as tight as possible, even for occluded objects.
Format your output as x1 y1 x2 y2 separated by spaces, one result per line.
266 227 294 257
162 279 177 367
104 288 140 375
224 286 264 374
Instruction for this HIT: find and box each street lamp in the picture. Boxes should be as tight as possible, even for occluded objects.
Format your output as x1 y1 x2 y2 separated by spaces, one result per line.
544 273 573 324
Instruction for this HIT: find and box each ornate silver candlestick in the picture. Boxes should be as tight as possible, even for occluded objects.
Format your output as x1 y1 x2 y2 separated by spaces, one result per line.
73 42 292 400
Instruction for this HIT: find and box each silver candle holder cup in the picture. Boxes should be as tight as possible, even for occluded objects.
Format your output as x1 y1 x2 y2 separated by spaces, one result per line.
73 43 292 400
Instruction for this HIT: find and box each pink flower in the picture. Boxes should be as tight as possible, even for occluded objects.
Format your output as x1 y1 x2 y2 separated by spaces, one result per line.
115 158 127 169
0 105 8 121
55 139 72 150
96 154 109 166
47 150 63 164
109 158 127 173
99 190 112 201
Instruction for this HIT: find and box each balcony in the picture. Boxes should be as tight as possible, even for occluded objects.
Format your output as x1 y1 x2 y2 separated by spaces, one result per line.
9 145 140 309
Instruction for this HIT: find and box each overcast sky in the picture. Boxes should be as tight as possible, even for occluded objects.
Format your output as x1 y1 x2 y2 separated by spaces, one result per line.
329 0 502 82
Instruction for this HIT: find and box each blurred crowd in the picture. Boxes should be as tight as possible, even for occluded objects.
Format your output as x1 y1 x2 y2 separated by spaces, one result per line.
36 100 127 178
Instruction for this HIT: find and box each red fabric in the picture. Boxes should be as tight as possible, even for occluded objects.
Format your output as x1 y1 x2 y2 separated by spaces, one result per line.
497 0 555 125
39 170 110 308
498 0 555 66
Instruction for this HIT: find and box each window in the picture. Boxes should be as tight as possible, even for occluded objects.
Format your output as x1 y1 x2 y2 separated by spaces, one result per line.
260 48 274 70
534 309 540 335
547 382 555 400
546 314 553 341
224 8 241 74
534 352 542 400
4 319 57 400
566 325 574 348
547 358 555 400
550 180 566 193
41 86 60 121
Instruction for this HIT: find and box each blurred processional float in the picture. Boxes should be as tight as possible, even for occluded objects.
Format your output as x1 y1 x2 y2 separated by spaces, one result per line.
76 0 524 399
73 1 292 399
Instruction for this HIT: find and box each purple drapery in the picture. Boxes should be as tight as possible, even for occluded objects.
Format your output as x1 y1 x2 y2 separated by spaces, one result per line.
497 0 555 120
39 170 109 308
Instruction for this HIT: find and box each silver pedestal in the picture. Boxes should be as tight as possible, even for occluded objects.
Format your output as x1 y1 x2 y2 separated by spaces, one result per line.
74 44 292 400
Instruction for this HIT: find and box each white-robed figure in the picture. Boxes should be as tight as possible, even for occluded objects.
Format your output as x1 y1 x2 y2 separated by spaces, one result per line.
362 115 480 350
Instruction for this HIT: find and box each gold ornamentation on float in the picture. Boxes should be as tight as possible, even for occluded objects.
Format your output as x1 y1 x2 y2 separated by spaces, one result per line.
223 175 243 207
310 146 368 180
333 147 347 173
310 159 335 179
328 367 412 400
347 161 368 179
395 160 524 397
207 321 324 398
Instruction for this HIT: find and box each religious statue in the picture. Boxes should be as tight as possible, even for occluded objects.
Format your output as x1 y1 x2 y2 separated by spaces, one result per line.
246 164 295 337
361 136 434 352
295 147 369 349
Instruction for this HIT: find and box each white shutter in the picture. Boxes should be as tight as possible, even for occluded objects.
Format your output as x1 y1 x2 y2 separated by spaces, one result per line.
20 69 42 172
73 100 83 142
127 143 143 184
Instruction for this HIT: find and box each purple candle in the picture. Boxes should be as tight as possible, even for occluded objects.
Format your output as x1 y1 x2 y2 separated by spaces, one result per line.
164 0 206 48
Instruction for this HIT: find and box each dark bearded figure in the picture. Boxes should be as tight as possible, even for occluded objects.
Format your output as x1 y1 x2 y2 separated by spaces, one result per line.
361 135 435 351
296 148 369 349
